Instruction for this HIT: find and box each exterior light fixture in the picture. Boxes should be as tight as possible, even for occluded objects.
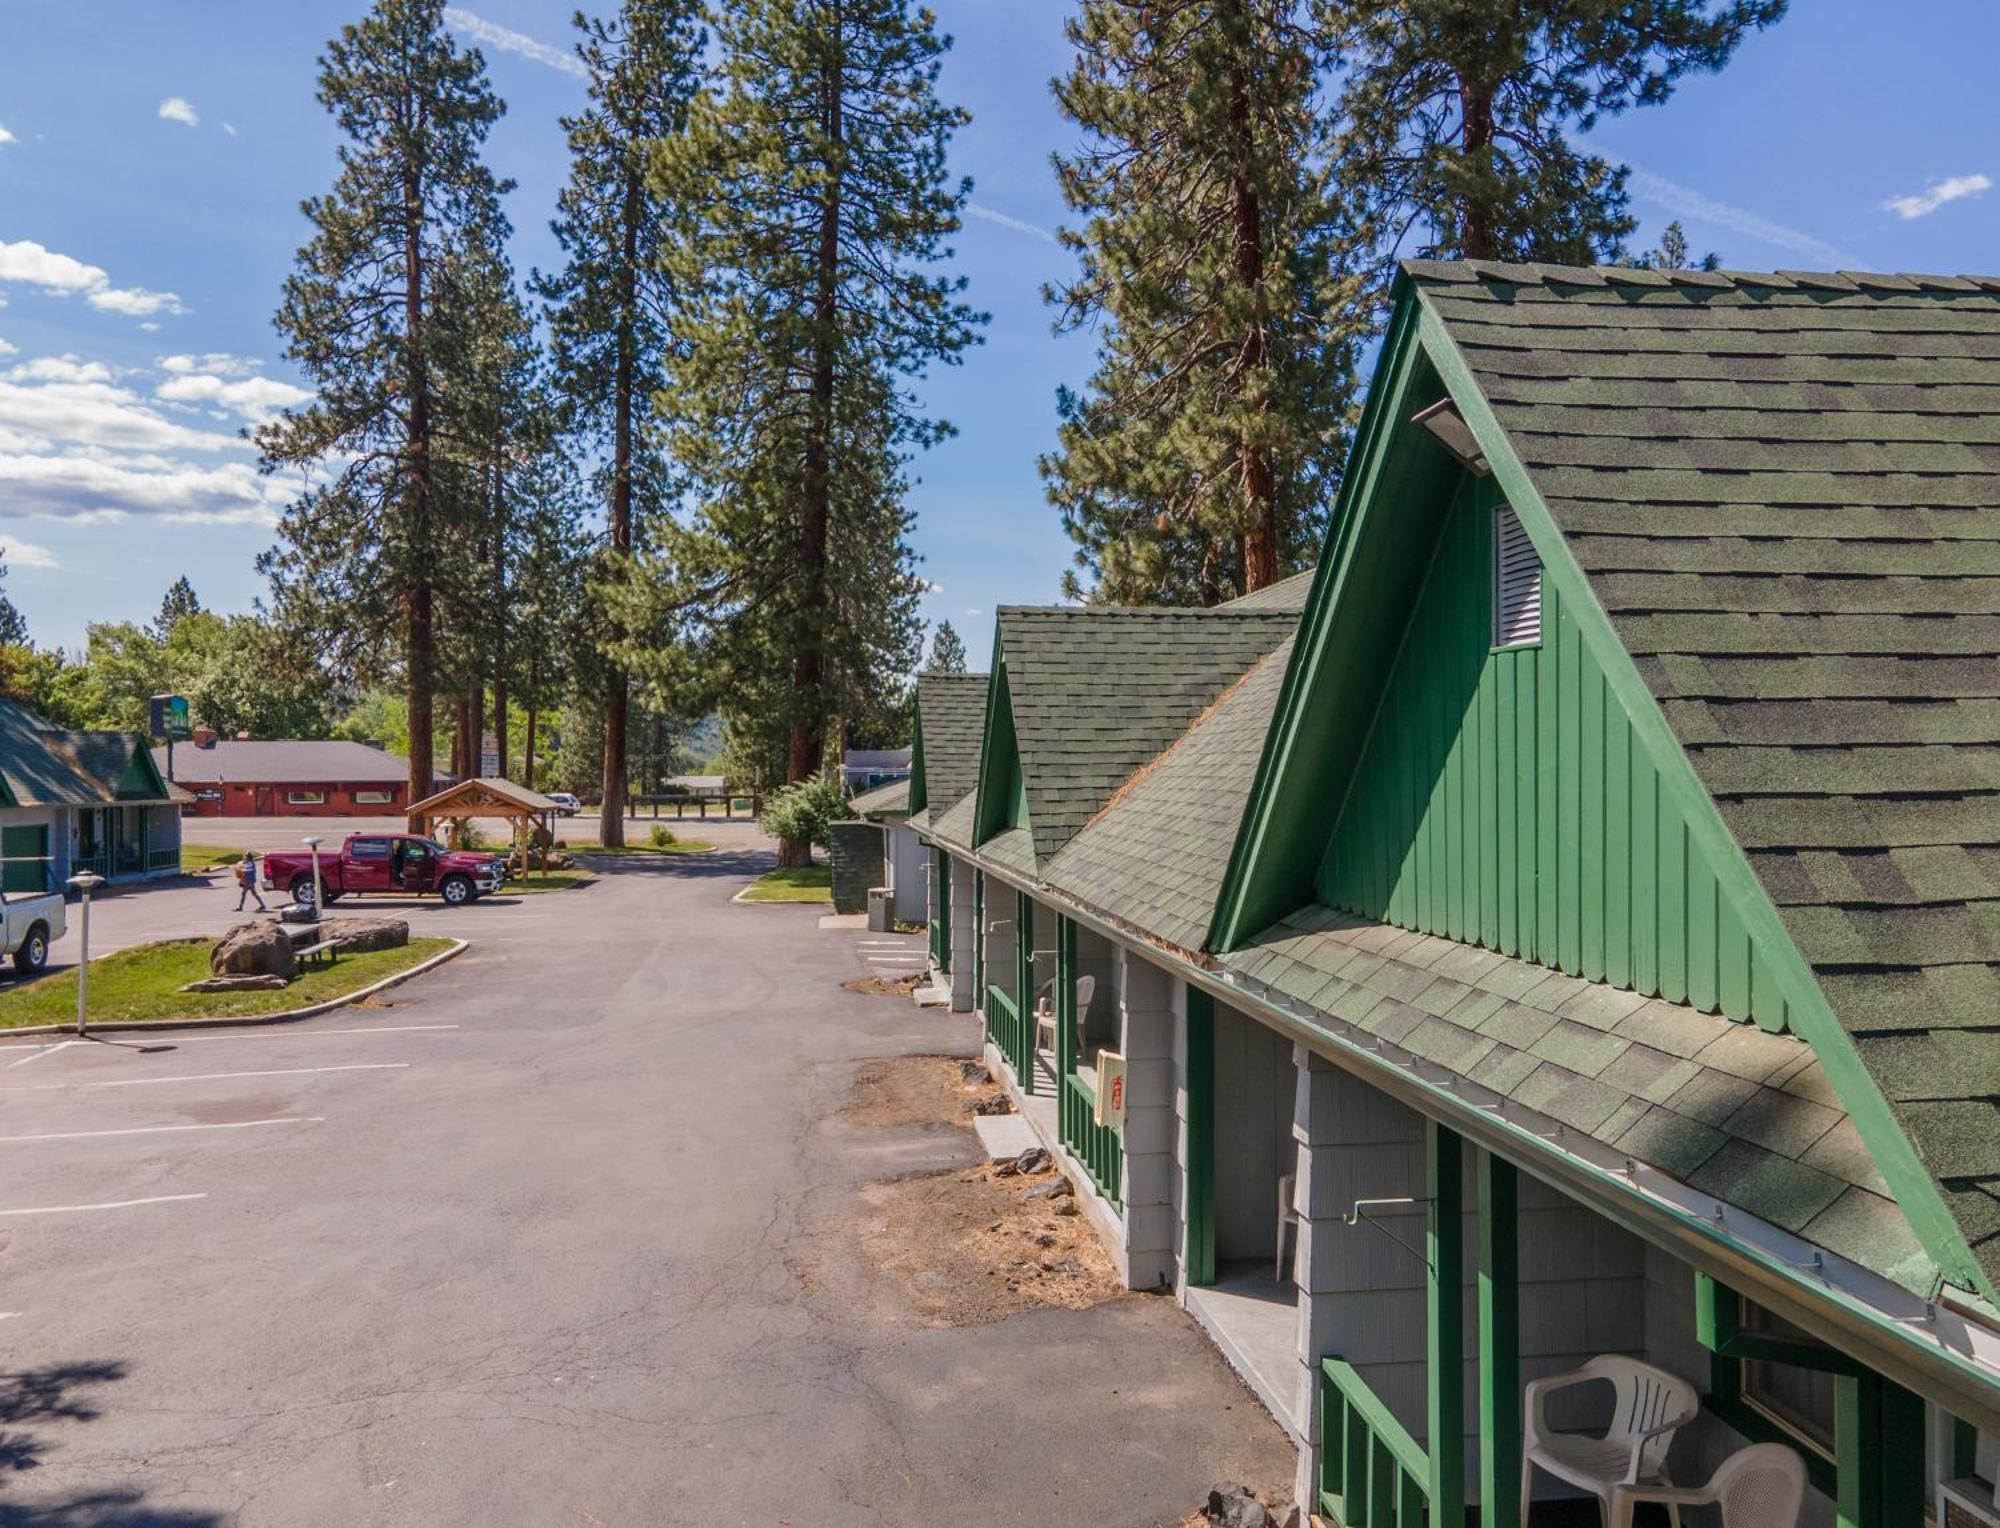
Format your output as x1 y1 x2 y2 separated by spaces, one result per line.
1411 398 1491 476
66 869 105 1038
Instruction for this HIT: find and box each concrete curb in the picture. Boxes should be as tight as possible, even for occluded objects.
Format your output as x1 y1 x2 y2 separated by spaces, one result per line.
0 938 470 1039
730 887 831 906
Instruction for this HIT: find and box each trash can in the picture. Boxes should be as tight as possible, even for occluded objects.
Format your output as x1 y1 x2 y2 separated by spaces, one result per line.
867 886 891 932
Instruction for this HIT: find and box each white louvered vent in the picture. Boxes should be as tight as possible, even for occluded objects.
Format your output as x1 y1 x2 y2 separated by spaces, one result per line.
1494 505 1542 648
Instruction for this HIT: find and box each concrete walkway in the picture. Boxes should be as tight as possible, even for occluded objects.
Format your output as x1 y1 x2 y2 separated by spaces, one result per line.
0 831 1291 1524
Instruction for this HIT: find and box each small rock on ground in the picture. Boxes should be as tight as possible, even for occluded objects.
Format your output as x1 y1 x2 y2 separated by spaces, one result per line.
1204 1482 1276 1528
1025 1174 1074 1201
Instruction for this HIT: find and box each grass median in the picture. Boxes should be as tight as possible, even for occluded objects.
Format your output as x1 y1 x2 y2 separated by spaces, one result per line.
567 839 714 855
737 865 832 904
501 869 595 895
0 935 457 1029
181 843 247 874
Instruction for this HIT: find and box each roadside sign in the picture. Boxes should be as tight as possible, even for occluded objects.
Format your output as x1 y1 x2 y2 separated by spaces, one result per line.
148 694 190 741
480 733 499 776
1094 1050 1128 1130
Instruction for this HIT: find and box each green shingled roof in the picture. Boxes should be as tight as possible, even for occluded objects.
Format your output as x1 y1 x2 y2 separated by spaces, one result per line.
1048 637 1293 953
909 672 987 827
848 777 909 818
1222 567 1317 611
1222 907 1935 1292
0 700 172 807
990 607 1297 870
1410 260 2000 1292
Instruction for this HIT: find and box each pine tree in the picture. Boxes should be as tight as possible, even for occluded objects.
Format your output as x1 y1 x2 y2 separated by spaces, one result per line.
1320 0 1783 299
1043 0 1363 606
505 442 588 791
0 552 29 648
534 0 705 845
926 620 967 674
257 0 511 824
1631 219 1720 271
658 0 983 866
153 576 203 642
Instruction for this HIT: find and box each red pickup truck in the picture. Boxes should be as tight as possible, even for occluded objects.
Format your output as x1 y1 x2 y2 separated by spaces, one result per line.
261 834 508 909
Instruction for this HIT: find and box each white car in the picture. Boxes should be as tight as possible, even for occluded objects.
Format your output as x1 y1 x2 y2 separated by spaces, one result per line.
3 883 65 974
546 792 582 817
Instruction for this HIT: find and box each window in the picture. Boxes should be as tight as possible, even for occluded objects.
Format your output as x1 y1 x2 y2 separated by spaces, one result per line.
1739 1301 1837 1461
1494 505 1542 648
353 789 394 805
349 838 390 861
287 790 327 806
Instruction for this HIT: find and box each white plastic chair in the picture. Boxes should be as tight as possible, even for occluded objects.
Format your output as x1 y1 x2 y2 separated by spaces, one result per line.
1033 974 1096 1059
1610 1443 1806 1528
1521 1356 1700 1528
1275 1172 1301 1283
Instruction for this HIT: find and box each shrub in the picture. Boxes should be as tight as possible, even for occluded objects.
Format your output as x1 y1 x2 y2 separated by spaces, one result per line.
649 823 678 849
758 775 848 851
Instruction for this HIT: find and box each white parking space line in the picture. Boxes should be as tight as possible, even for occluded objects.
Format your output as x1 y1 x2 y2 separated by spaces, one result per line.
0 1117 324 1145
0 1194 208 1217
5 1063 410 1092
4 1041 83 1069
151 1024 461 1046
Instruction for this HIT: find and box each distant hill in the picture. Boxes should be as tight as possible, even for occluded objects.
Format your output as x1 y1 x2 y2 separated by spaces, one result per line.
674 714 725 771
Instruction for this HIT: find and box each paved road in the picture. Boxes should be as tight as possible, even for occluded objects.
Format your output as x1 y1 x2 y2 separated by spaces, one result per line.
0 833 1288 1523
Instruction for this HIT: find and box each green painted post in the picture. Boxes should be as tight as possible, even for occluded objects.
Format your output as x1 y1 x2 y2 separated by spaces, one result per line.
932 848 950 972
1185 987 1216 1287
1479 1152 1521 1528
1837 1372 1921 1528
1057 916 1077 1079
1429 1120 1465 1528
1016 889 1034 1093
1878 1378 1926 1528
1951 1416 1980 1480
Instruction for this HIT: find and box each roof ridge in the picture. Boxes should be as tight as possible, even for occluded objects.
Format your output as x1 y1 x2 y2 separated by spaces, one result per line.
1403 258 2000 296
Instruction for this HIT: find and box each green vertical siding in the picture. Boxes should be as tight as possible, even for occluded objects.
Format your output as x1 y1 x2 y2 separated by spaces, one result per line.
1318 477 1783 1028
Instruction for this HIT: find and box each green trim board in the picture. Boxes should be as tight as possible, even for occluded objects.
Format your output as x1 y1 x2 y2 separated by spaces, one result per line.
973 653 1027 849
1185 986 1216 1287
1478 1152 1521 1528
1427 1120 1466 1528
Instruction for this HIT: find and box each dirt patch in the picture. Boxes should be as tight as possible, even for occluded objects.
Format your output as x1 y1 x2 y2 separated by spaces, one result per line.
842 971 923 999
837 1054 969 1130
844 1161 1126 1326
803 1054 1124 1327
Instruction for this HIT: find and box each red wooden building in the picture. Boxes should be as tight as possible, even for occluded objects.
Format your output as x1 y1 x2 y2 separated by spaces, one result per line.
153 731 445 818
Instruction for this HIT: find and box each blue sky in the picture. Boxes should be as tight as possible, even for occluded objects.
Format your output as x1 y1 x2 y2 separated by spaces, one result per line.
0 0 1995 669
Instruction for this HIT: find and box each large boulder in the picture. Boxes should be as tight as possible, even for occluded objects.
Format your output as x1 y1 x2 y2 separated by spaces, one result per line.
318 916 409 954
211 922 297 981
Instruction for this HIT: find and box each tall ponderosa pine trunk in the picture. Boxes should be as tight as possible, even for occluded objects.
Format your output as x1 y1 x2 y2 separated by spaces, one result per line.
403 162 436 829
600 164 642 847
1225 5 1277 593
776 61 843 871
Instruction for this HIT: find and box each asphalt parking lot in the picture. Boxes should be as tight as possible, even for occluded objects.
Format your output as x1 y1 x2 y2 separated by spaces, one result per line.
0 833 1288 1525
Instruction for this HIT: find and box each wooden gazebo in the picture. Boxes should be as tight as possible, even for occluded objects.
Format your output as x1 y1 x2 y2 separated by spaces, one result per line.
405 777 563 874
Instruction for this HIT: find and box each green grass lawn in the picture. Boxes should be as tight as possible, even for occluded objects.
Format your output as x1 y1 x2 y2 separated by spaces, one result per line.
567 839 714 856
181 842 247 874
502 869 595 895
737 865 832 904
0 936 457 1029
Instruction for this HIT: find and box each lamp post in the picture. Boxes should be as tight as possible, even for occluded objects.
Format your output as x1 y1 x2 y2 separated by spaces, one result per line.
303 835 324 924
67 869 104 1038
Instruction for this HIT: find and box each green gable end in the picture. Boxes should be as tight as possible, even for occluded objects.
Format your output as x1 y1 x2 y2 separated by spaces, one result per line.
1321 469 1789 1028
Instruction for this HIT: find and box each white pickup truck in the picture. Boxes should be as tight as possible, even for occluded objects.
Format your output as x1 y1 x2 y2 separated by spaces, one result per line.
1 884 65 973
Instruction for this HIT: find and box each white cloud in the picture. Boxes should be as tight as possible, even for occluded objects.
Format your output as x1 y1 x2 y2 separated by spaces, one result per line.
1626 167 1863 270
0 124 15 147
443 7 586 78
157 96 199 127
0 340 15 357
965 201 1059 244
222 123 237 138
0 540 60 570
0 240 108 295
0 347 296 524
0 239 185 321
1883 173 1992 221
160 352 260 377
88 286 185 317
157 371 310 422
965 607 983 617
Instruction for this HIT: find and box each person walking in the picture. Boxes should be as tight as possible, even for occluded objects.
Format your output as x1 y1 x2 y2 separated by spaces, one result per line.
235 851 268 913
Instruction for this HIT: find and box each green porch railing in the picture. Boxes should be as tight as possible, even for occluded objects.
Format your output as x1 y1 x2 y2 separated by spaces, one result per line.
1319 1358 1430 1528
1060 1072 1121 1207
147 845 179 871
985 986 1030 1083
